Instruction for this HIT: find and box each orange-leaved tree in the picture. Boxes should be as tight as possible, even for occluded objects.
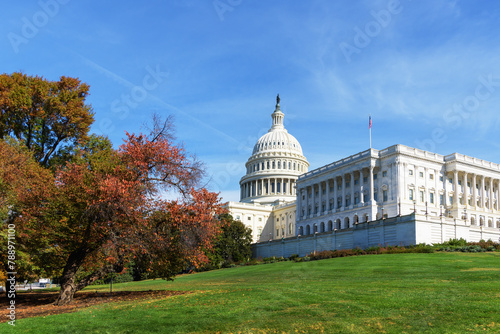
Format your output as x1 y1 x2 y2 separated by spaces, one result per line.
0 72 94 168
10 117 226 305
0 139 56 297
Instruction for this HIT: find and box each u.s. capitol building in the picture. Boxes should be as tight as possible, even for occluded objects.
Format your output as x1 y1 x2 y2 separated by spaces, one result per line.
226 96 500 256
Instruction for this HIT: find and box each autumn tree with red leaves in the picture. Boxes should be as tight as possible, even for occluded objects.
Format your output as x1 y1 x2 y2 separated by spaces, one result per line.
9 117 226 305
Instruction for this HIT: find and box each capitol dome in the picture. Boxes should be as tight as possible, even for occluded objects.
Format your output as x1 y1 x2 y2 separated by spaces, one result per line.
252 128 304 156
240 95 309 205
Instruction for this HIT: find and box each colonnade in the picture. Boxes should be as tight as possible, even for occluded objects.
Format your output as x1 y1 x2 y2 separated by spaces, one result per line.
297 165 376 220
449 171 500 211
241 177 296 200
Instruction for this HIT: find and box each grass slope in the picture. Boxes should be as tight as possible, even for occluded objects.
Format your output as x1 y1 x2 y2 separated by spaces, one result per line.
5 252 500 333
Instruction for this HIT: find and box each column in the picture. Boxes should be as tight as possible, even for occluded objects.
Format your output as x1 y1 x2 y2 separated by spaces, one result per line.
489 178 494 210
319 182 324 214
326 179 331 211
454 170 459 207
267 179 270 195
472 174 477 208
464 172 469 208
360 170 365 205
481 176 485 209
342 174 346 209
333 177 338 210
394 161 400 206
350 172 354 208
311 184 316 216
369 165 374 203
496 180 500 211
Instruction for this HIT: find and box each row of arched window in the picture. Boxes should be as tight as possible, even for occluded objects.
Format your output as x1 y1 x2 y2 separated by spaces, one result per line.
297 214 370 235
255 140 299 152
248 159 306 174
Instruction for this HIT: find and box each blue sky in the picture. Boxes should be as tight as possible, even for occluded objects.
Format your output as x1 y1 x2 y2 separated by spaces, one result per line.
2 0 500 202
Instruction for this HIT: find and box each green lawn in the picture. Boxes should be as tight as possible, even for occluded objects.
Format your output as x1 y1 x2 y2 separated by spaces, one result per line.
5 252 500 333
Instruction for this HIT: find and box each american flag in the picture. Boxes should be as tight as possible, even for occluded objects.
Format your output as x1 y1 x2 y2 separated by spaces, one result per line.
369 115 372 129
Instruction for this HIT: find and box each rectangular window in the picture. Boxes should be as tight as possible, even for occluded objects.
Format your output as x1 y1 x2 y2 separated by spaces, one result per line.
330 186 334 192
354 179 359 185
322 204 325 212
346 181 350 188
440 176 444 182
247 217 251 221
409 189 414 201
345 198 351 206
374 192 378 201
315 191 319 197
458 180 462 186
449 178 453 184
420 191 424 202
354 196 359 205
322 189 326 195
409 170 414 176
430 174 434 180
383 190 388 202
382 171 387 177
236 215 240 220
419 172 424 178
363 176 368 183
338 184 342 190
449 196 453 205
440 194 444 205
430 192 434 204
373 174 378 180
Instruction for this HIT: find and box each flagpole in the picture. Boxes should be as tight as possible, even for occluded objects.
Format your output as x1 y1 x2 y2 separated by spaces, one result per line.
369 114 372 149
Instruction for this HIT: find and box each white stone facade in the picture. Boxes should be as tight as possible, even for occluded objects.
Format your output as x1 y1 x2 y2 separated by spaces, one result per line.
296 144 500 238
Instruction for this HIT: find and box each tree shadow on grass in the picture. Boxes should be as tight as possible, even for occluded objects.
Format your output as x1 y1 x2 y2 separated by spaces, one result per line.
1 290 189 322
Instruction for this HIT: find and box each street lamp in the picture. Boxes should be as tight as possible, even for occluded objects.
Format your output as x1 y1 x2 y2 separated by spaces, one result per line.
269 232 272 242
425 201 428 216
381 207 384 220
398 199 401 217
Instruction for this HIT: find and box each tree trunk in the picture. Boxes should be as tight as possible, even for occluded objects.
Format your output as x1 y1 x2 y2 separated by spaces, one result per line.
53 249 87 306
53 250 124 306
